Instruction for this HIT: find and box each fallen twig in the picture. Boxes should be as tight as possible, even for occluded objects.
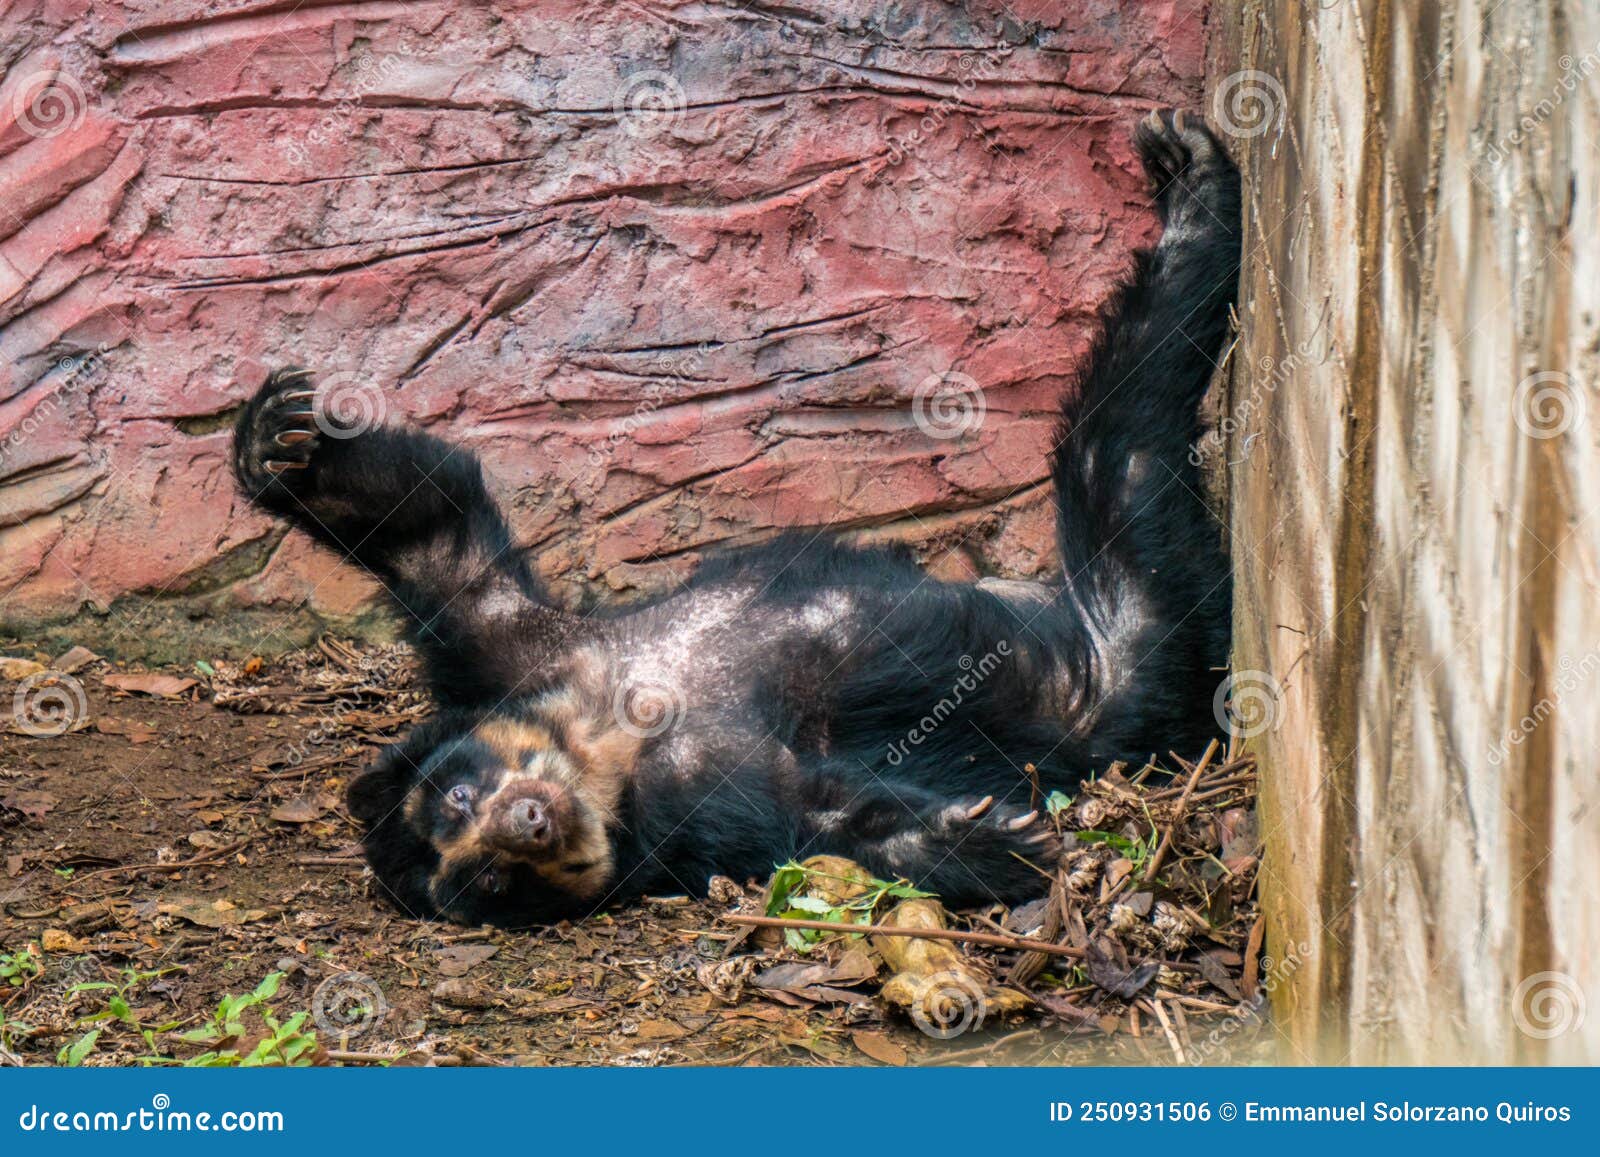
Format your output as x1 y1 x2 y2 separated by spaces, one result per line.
326 1049 405 1065
723 913 1199 972
924 1028 1043 1066
1142 995 1186 1064
72 841 248 882
1142 738 1219 882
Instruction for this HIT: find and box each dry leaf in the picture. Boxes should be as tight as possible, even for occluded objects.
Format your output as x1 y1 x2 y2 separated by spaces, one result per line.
1 791 58 820
270 795 331 824
104 673 197 697
753 946 878 1004
0 657 46 681
5 854 22 878
5 713 90 737
41 928 91 953
95 718 158 743
634 1019 690 1042
1085 940 1159 998
873 892 1030 1024
434 944 498 978
431 978 497 1009
158 895 269 928
851 1030 908 1066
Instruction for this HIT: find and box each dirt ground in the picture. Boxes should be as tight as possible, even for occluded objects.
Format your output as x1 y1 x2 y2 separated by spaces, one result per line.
0 637 1278 1067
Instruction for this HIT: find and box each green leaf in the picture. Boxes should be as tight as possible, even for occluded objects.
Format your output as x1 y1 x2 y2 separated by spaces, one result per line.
784 895 835 915
1045 790 1074 817
58 1029 100 1067
764 863 808 917
66 981 114 995
1076 830 1136 854
250 970 284 1004
194 660 216 677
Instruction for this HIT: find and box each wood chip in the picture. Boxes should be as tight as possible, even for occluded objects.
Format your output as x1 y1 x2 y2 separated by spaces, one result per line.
55 646 99 674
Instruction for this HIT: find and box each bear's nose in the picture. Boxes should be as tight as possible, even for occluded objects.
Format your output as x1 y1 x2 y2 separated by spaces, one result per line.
508 798 549 842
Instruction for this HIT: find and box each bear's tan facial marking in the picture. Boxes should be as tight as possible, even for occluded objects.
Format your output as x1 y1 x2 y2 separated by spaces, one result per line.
414 700 646 910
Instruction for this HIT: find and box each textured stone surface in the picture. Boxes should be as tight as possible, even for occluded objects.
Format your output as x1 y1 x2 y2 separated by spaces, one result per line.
0 1 1207 656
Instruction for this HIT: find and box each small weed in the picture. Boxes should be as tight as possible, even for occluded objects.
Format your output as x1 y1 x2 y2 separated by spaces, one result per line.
57 1029 100 1067
766 861 934 951
1 948 42 989
64 967 182 1064
1076 828 1156 870
0 1008 36 1053
173 971 318 1067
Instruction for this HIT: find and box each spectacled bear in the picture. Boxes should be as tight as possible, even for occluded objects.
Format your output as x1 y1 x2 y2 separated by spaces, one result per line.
231 111 1241 927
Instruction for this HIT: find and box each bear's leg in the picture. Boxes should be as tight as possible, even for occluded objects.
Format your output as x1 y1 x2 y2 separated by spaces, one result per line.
799 773 1057 904
233 368 574 704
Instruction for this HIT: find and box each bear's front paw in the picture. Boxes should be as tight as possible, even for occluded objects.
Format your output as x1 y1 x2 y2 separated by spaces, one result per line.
940 795 1061 858
232 367 322 494
1132 109 1239 236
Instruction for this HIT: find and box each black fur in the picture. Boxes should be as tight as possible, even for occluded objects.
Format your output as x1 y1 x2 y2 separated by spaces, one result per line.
231 112 1242 927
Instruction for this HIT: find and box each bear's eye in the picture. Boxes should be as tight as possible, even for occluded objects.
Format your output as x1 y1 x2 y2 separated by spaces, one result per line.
446 784 475 815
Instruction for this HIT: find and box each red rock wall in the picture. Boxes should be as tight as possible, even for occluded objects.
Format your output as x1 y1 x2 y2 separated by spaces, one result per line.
0 1 1207 656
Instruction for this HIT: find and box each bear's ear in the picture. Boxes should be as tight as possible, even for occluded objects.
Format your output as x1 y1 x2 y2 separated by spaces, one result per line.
347 754 413 827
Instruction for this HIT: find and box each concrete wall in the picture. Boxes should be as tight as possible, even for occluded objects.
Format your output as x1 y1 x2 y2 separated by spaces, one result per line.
1213 0 1599 1062
0 1 1207 658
